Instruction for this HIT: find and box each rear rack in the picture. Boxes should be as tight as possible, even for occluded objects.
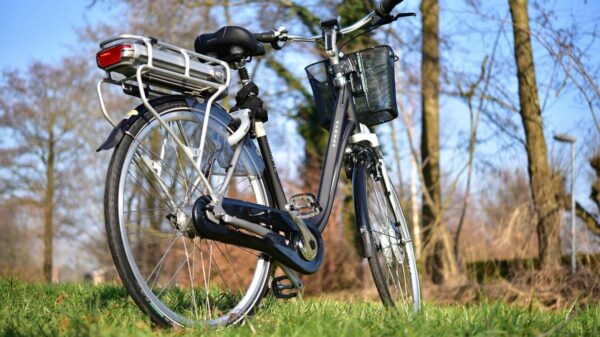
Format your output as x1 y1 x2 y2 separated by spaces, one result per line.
97 34 230 127
96 34 233 201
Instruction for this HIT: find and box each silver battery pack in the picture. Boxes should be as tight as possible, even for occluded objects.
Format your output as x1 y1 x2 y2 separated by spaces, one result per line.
98 35 229 96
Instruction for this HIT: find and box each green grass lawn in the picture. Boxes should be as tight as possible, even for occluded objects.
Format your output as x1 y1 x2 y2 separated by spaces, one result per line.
1 278 598 337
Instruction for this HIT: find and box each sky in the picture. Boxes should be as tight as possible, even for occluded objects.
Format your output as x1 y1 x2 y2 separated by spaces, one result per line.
0 1 114 69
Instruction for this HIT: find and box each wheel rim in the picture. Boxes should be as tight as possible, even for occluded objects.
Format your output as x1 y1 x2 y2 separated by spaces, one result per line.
366 170 420 313
116 107 270 327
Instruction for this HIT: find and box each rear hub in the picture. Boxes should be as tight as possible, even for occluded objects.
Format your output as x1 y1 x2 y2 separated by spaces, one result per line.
166 208 196 238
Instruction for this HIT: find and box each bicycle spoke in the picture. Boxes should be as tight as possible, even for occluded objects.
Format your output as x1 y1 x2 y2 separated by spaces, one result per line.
366 167 418 311
218 244 243 289
169 122 192 197
132 135 204 201
181 237 199 320
115 108 270 325
145 236 179 286
198 241 212 320
127 236 181 247
127 170 176 211
157 256 189 298
192 240 233 296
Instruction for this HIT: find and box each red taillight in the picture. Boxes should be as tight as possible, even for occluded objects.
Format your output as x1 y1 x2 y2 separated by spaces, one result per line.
96 44 132 69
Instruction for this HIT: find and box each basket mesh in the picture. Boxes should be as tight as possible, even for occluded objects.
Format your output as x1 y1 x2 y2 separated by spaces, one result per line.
305 45 398 129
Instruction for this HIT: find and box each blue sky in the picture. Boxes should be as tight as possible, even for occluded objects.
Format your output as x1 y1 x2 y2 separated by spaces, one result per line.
0 0 116 69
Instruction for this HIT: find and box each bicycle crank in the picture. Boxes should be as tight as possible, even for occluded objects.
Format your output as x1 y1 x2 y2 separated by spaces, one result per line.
192 196 324 274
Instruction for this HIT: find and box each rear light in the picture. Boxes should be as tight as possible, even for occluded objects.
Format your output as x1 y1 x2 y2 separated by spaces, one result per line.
96 44 132 69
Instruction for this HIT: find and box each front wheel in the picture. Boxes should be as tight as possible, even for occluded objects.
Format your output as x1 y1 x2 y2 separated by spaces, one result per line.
353 148 421 313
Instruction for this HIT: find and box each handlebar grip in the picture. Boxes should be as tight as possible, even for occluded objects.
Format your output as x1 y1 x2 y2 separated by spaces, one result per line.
376 0 403 17
254 32 278 43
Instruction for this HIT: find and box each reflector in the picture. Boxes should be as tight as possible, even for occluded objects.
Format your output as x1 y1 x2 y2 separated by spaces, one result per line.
96 44 132 69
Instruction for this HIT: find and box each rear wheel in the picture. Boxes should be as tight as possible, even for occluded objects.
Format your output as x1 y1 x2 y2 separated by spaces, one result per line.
359 150 420 313
104 98 271 327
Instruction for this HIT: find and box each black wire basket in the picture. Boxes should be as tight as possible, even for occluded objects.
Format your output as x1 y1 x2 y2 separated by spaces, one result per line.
305 45 398 129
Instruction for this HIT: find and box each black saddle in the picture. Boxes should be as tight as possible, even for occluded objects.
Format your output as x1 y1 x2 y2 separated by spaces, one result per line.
194 26 265 62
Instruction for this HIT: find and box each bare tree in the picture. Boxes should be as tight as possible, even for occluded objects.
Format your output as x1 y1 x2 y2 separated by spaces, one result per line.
0 59 96 281
508 0 563 270
0 199 40 278
420 0 451 283
452 0 600 268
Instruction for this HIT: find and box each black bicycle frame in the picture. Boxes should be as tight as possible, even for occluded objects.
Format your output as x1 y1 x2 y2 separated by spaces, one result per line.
192 81 358 275
258 81 358 233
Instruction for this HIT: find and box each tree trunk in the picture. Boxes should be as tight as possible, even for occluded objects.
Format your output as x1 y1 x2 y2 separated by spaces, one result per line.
556 158 600 236
509 0 562 270
590 153 600 212
581 152 600 235
420 0 444 283
43 131 55 282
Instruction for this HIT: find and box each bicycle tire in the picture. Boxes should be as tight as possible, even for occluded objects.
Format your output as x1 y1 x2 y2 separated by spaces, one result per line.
354 148 421 313
104 97 272 327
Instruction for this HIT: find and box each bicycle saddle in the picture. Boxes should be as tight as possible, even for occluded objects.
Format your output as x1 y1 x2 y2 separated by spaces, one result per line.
194 26 265 61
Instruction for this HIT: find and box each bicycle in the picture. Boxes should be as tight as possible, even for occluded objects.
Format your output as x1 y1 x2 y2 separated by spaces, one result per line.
95 0 419 328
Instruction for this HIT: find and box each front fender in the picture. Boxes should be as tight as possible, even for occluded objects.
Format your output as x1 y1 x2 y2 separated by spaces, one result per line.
352 149 376 259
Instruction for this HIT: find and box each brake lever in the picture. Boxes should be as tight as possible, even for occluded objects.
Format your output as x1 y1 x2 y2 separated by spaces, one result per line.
271 26 289 50
373 12 416 27
395 12 417 18
271 40 285 50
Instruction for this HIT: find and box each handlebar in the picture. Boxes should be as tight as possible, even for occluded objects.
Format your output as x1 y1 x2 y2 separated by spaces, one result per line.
255 11 377 44
254 32 279 44
254 0 404 45
376 0 404 17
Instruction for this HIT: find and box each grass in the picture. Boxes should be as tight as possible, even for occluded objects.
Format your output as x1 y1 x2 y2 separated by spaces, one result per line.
1 278 599 336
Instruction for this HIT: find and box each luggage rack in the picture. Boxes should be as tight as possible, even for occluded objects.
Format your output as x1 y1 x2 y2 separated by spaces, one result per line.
96 34 233 200
96 34 230 126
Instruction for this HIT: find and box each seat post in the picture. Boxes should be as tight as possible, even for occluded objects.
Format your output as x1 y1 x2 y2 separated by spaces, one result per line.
237 65 251 85
230 60 288 210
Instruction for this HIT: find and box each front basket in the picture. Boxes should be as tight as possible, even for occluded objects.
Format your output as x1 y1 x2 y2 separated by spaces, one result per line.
305 45 398 129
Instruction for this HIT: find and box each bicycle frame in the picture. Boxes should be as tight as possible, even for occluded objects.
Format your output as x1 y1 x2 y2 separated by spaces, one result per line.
258 82 359 233
189 77 383 278
95 20 385 276
256 24 383 234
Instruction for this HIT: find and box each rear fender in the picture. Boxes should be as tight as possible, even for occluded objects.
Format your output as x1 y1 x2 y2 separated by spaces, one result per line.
96 95 227 152
97 95 187 152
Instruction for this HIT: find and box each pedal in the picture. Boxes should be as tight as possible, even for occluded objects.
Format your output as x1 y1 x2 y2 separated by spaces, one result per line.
287 193 322 219
271 275 298 299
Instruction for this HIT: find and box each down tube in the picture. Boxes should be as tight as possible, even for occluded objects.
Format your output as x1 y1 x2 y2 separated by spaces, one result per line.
309 83 357 233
